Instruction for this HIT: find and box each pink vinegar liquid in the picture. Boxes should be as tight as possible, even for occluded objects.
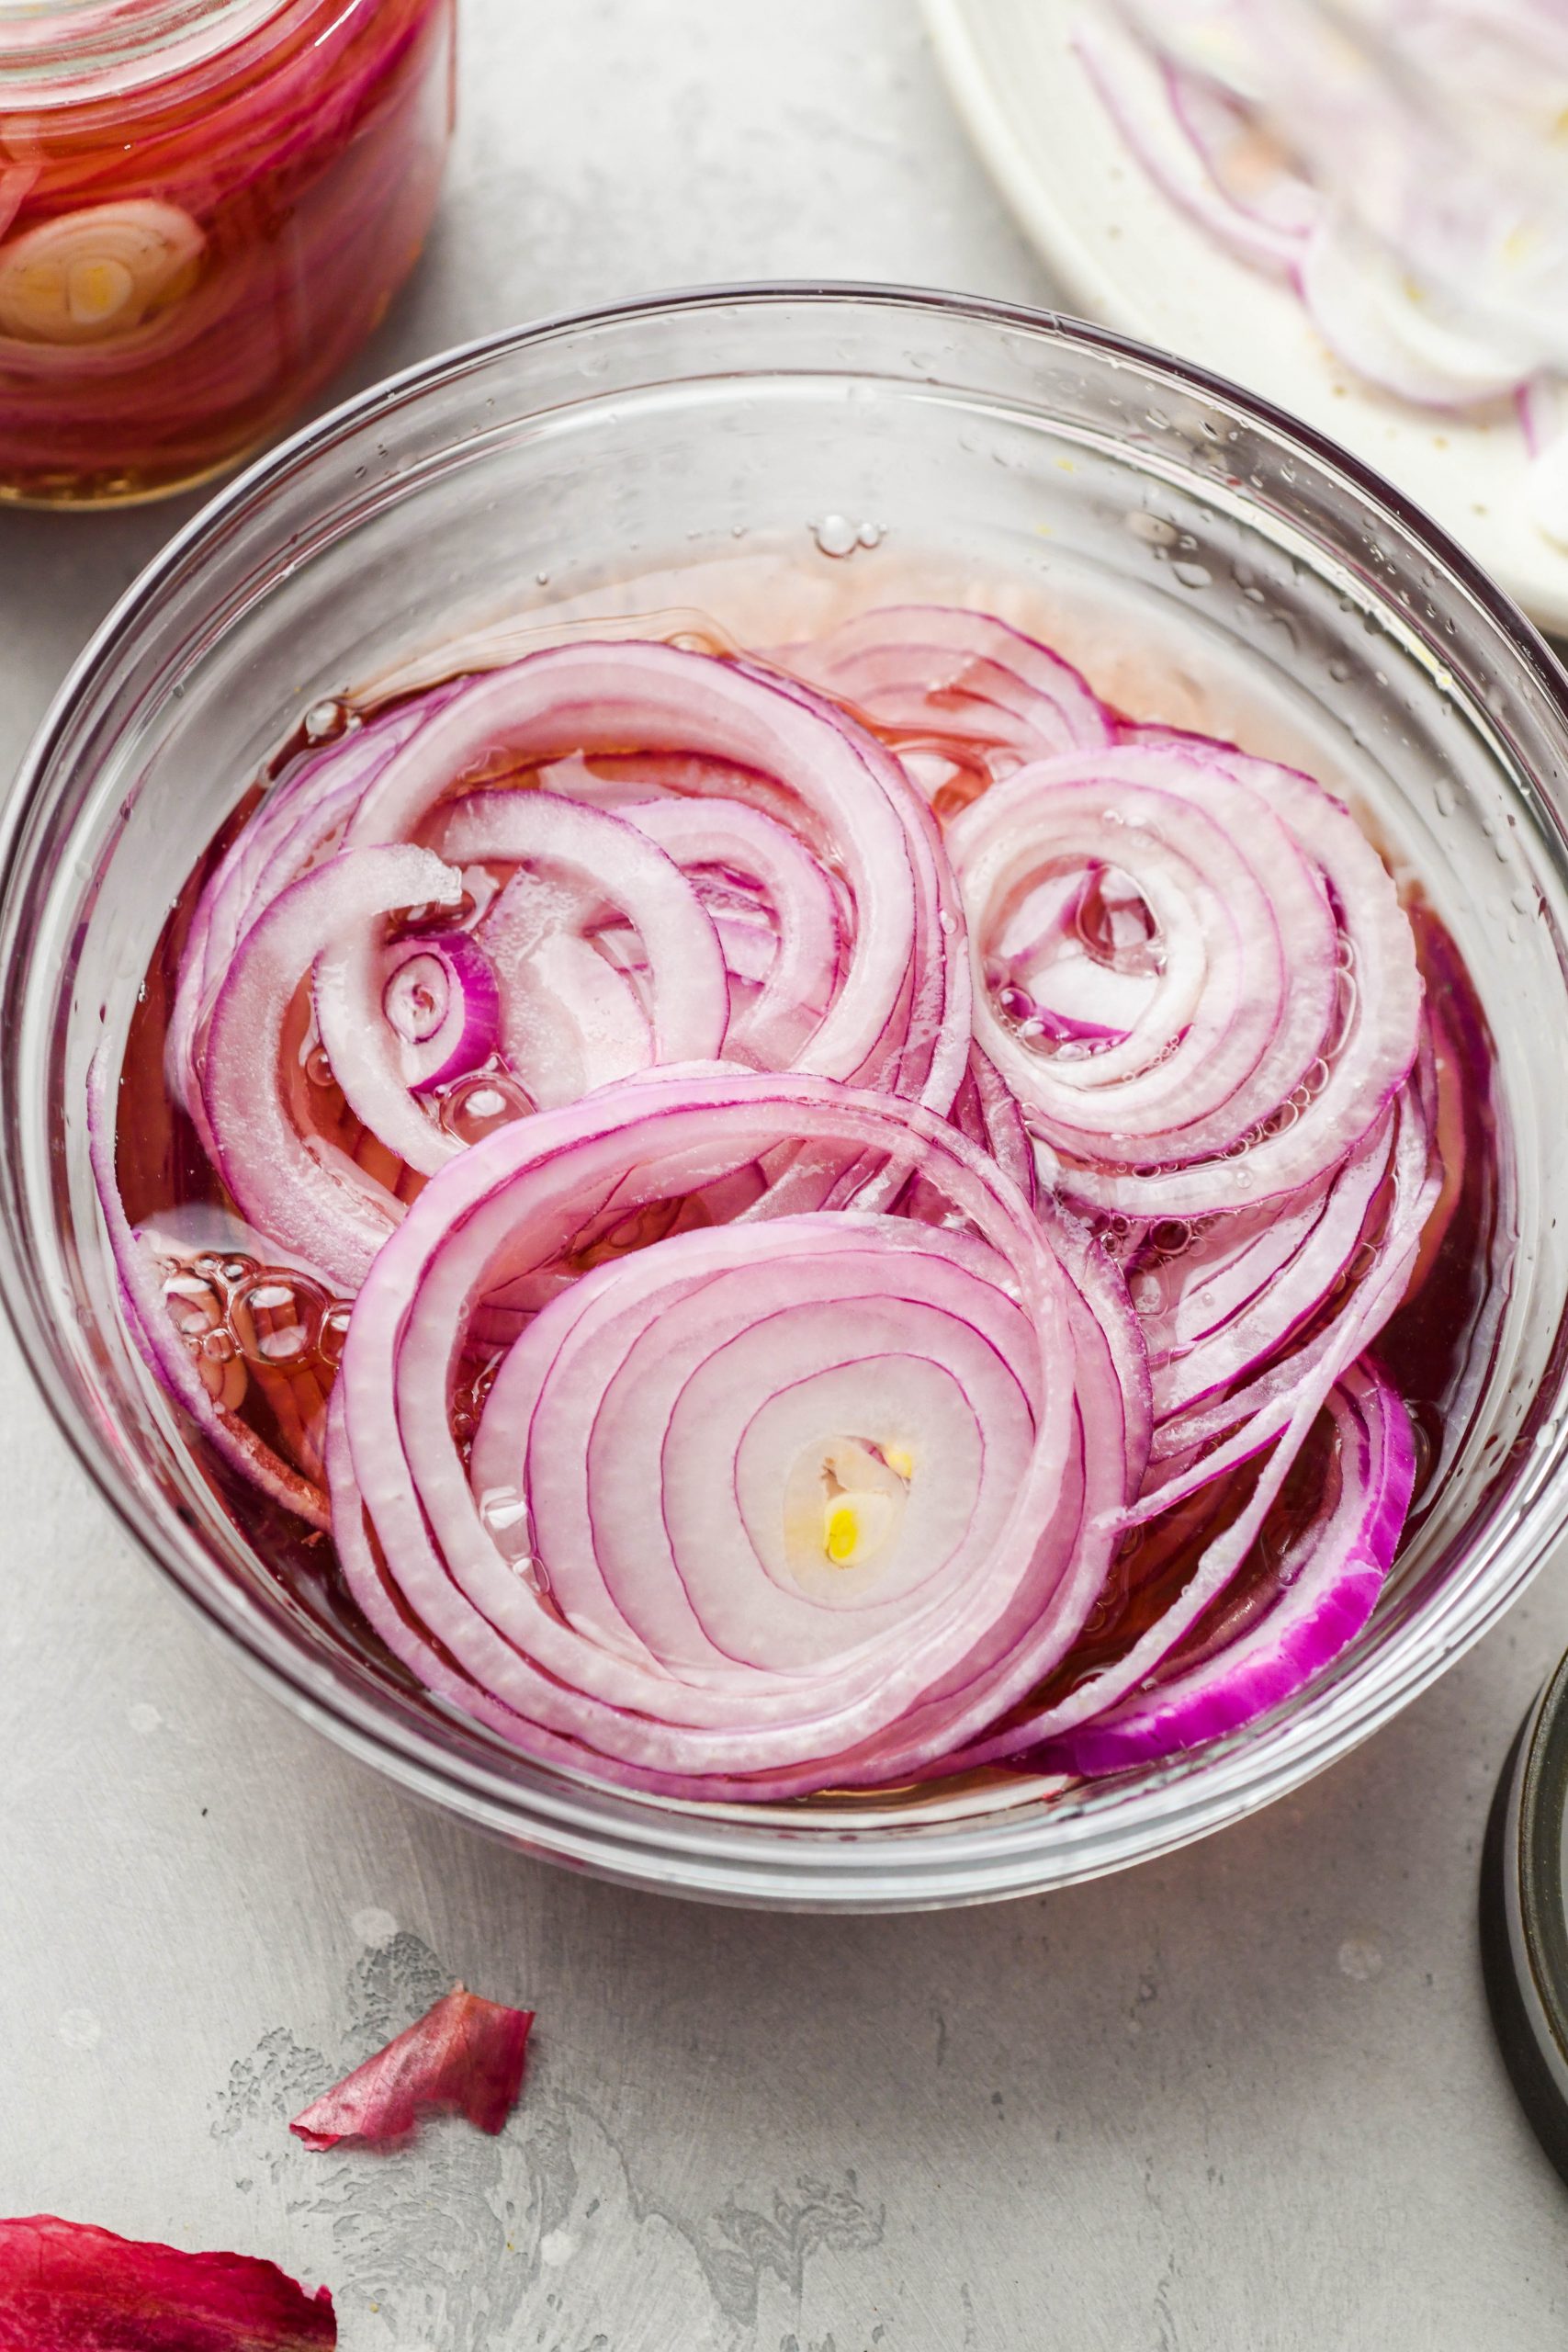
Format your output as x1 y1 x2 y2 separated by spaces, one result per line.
111 639 1509 1797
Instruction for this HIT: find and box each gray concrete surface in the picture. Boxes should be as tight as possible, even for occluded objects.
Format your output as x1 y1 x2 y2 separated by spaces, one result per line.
4 4 1568 2345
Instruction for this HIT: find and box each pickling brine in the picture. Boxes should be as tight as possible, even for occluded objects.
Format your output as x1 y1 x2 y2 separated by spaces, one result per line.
99 602 1505 1802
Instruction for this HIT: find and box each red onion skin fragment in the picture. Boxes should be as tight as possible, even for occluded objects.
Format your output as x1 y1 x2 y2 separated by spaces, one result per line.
108 605 1497 1796
0 2216 335 2350
288 1984 533 2152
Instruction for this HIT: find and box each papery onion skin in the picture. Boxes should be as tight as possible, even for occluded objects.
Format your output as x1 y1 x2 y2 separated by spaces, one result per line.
290 1984 533 2151
0 2216 336 2350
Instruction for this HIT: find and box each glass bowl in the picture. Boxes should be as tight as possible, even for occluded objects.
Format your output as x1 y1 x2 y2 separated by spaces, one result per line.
6 283 1568 1912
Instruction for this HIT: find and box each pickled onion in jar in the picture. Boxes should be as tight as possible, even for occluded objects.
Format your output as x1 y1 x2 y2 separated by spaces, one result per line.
0 0 454 504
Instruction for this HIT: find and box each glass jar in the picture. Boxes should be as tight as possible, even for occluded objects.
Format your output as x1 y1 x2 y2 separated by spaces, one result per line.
0 0 455 506
6 287 1568 1909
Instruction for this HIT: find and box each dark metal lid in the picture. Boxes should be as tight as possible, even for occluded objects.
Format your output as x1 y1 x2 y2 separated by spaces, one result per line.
1481 1648 1568 2185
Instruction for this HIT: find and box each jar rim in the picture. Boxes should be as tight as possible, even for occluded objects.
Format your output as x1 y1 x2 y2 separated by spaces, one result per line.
0 0 310 100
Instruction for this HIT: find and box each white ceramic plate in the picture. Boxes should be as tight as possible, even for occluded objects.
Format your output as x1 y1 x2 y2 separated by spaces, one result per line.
921 0 1568 632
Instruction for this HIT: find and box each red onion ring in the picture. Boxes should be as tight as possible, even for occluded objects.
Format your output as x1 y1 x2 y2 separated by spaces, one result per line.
950 738 1420 1215
87 1057 331 1530
106 610 1464 1799
774 605 1114 797
328 1069 1143 1792
202 842 463 1287
1042 1361 1415 1775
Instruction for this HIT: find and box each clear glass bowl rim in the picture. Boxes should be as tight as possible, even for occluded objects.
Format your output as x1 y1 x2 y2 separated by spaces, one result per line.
6 277 1568 1911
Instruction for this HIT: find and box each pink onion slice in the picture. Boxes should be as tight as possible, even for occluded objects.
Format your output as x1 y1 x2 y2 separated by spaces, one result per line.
617 793 841 1067
87 1054 331 1531
328 1069 1145 1790
1042 1360 1414 1776
1135 1108 1396 1421
935 1071 1438 1778
773 604 1114 782
343 640 970 1121
167 689 459 1135
432 787 729 1109
951 736 1420 1215
1073 11 1318 274
201 843 463 1289
380 930 502 1092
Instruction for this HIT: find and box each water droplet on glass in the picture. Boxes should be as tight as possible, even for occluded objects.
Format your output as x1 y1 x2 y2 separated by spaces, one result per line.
318 1303 353 1367
479 1484 531 1543
810 514 861 559
305 1045 336 1089
303 698 347 742
1172 561 1212 591
439 1072 532 1145
230 1273 327 1367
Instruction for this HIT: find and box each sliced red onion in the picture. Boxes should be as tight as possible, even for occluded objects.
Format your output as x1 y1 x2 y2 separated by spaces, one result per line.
951 737 1420 1216
167 689 461 1137
1135 1108 1395 1421
201 843 464 1289
380 932 502 1092
1295 216 1537 410
341 639 970 1119
617 793 841 1066
327 1069 1144 1790
1042 1361 1414 1775
1089 0 1568 419
773 605 1113 797
926 1069 1438 1779
113 613 1456 1799
1074 12 1317 273
432 788 729 1110
87 1054 330 1529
